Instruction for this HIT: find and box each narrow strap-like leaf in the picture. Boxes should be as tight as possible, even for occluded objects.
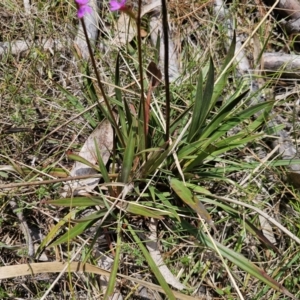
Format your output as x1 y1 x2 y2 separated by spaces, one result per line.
126 220 177 300
120 126 136 183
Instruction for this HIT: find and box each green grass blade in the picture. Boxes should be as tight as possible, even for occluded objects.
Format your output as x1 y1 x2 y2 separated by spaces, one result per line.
127 203 168 219
125 220 177 300
103 217 122 299
184 134 262 171
54 82 96 128
141 146 171 176
211 32 236 106
94 138 113 194
182 221 296 299
154 32 161 64
187 69 203 142
46 196 104 207
206 101 272 142
114 52 122 102
50 219 96 247
73 209 107 222
201 57 215 123
188 57 214 143
156 191 181 221
83 64 99 103
94 138 110 184
120 126 136 183
178 139 206 159
180 100 272 168
170 179 214 229
36 210 77 258
82 63 102 122
215 133 262 148
67 153 100 172
169 105 192 137
201 90 249 140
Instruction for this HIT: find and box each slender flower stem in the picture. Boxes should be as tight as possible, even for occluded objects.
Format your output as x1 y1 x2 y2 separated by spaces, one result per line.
80 18 125 147
161 0 170 142
136 0 146 149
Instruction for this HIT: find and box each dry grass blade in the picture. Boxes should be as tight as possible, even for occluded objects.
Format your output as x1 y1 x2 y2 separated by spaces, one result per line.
0 262 199 300
212 194 300 245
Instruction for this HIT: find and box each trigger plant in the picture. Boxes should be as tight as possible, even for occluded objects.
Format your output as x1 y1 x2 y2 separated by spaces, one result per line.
40 1 297 299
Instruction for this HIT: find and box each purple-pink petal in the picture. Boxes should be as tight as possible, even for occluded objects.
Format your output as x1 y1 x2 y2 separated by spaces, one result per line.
110 4 120 11
77 5 92 18
76 0 89 5
109 0 126 11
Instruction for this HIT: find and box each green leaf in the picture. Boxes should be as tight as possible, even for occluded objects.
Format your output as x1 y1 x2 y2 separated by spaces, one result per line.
184 134 262 171
67 153 100 172
200 90 249 140
181 101 272 171
156 192 181 221
215 133 262 149
211 32 236 106
170 178 193 204
141 145 171 176
154 32 161 64
188 58 215 143
36 210 77 258
178 139 206 160
46 196 104 207
169 105 192 138
83 64 99 104
73 209 107 222
185 183 211 195
204 98 269 148
50 219 96 247
181 221 296 299
120 126 136 183
103 218 122 299
187 68 202 143
94 139 113 194
83 64 102 122
127 203 168 219
114 52 122 102
126 220 177 300
170 179 215 229
198 101 270 149
201 57 215 125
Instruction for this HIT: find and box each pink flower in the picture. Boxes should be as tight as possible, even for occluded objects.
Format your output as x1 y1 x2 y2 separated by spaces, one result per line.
109 0 127 11
75 0 92 18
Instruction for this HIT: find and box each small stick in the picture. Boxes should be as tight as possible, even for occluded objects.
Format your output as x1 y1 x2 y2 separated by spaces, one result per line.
0 174 103 189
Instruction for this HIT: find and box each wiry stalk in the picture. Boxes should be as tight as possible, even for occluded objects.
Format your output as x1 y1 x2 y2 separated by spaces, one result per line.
161 0 170 142
80 18 125 147
137 0 147 149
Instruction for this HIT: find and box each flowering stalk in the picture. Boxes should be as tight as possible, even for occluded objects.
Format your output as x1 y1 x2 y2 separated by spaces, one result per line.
161 0 170 142
74 0 125 146
136 0 146 148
